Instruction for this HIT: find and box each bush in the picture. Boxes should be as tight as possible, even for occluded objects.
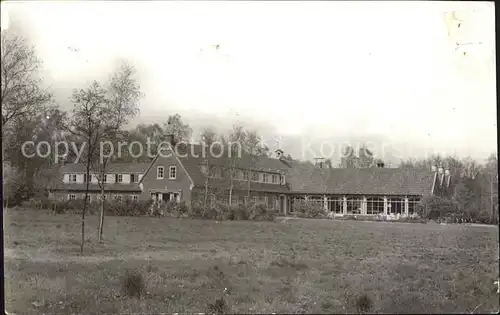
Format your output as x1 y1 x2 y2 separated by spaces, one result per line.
419 195 459 220
106 199 152 216
291 200 325 219
121 270 145 298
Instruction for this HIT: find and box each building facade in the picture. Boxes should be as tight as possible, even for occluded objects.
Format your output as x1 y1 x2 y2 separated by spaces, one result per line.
49 144 452 216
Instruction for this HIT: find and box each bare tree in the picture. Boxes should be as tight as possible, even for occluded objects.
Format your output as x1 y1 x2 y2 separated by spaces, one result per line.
163 114 192 143
244 130 261 198
95 62 141 243
65 81 109 254
225 124 246 206
200 126 218 146
1 32 52 132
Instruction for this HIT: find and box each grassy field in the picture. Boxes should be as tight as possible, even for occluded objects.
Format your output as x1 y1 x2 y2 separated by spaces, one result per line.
4 209 499 314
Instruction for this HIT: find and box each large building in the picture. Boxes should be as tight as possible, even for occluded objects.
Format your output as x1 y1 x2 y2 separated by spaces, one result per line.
49 143 452 216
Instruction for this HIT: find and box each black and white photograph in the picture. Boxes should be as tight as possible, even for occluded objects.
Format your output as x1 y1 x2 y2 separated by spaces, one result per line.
1 1 498 314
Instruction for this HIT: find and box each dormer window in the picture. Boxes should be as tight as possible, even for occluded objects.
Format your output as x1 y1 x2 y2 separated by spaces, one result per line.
262 173 268 183
116 174 123 183
131 174 138 183
69 174 77 183
280 175 285 185
157 166 164 179
169 166 177 179
272 174 279 184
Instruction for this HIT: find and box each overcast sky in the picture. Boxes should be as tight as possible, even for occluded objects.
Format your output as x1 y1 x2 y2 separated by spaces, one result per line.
2 1 496 162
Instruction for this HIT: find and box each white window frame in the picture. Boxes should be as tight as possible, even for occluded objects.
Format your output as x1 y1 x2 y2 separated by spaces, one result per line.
273 196 279 209
116 174 123 183
280 175 285 185
157 166 164 179
272 174 279 184
132 195 139 201
242 170 249 181
262 173 268 183
102 174 107 183
408 197 420 215
69 174 77 183
69 193 76 200
169 166 177 179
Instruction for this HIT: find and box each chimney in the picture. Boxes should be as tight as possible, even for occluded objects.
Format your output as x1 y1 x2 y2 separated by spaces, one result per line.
314 157 325 168
275 149 284 160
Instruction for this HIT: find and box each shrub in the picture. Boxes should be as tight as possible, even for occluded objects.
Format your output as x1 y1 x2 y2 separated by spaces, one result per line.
121 270 145 298
292 200 325 219
419 195 459 220
355 293 373 313
248 204 276 221
206 297 230 315
106 199 152 216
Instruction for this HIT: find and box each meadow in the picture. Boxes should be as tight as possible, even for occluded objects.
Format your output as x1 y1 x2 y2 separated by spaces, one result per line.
4 209 499 314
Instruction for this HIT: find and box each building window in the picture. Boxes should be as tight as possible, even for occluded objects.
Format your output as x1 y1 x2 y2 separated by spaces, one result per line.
169 166 177 179
262 173 268 183
157 166 164 179
309 196 323 206
388 198 404 215
83 174 88 183
242 170 249 181
116 174 123 183
280 175 285 185
290 196 305 213
327 197 343 214
132 195 138 201
408 197 420 215
200 164 208 175
69 194 76 200
102 195 107 201
114 195 122 202
131 174 138 183
346 197 362 214
102 174 107 183
212 167 222 178
272 174 279 184
366 197 384 215
69 174 77 183
273 196 279 210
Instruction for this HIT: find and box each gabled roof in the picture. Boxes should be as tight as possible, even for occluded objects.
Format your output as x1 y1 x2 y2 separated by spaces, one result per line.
118 143 437 196
139 144 291 193
286 161 435 196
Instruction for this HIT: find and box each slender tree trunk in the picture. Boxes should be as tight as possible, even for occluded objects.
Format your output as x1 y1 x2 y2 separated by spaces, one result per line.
81 162 91 255
490 173 494 222
98 185 105 243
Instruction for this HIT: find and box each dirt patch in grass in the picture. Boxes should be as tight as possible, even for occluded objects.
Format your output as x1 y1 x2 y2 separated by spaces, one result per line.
4 209 500 314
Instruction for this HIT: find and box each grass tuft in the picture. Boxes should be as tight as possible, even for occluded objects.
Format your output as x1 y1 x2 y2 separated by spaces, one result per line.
122 270 145 298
